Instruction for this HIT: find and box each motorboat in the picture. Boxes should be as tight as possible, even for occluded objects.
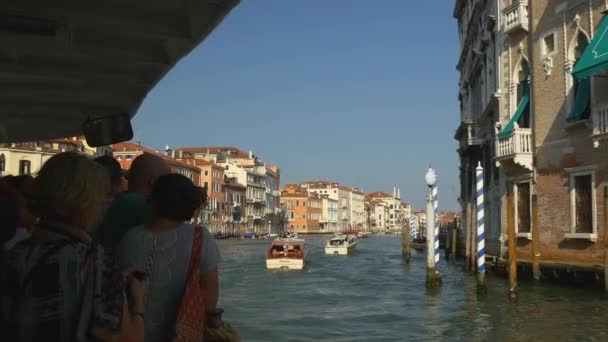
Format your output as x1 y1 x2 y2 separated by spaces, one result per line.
325 235 358 255
266 238 305 270
356 232 368 239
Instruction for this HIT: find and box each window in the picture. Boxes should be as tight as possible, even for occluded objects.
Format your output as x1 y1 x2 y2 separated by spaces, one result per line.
116 155 122 160
205 170 208 176
19 160 31 175
290 212 294 220
570 172 594 234
296 200 299 207
303 225 306 230
204 182 209 189
514 182 531 234
0 154 4 174
303 201 306 207
542 33 556 55
126 154 133 160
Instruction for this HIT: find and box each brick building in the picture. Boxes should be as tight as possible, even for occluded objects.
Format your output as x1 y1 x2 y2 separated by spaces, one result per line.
455 0 608 274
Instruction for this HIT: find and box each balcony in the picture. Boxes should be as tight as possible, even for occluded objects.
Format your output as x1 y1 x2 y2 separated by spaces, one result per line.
592 105 608 143
455 121 482 151
503 0 528 34
495 127 532 170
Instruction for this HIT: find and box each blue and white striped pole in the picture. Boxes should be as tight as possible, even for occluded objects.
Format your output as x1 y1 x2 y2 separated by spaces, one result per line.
432 182 440 264
476 162 487 291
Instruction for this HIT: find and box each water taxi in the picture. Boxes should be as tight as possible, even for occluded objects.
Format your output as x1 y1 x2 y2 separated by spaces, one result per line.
266 238 305 270
325 235 358 255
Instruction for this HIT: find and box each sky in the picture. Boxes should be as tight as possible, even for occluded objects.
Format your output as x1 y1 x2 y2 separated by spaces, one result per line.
133 0 461 210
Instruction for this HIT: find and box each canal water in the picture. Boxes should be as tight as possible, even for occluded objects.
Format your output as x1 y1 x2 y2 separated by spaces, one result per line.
218 235 608 341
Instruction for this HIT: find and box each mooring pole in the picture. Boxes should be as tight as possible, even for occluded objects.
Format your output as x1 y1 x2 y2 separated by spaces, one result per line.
604 186 608 292
475 163 487 293
402 216 411 263
507 186 518 302
425 167 441 288
465 201 472 271
451 219 457 261
532 194 541 281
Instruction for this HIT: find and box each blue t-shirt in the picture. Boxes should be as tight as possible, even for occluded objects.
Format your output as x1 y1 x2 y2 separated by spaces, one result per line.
116 224 220 342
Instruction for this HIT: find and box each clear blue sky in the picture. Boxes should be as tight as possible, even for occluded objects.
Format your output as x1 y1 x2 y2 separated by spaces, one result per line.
133 0 460 210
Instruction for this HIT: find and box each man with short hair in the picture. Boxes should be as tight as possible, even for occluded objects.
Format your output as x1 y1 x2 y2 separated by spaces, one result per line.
95 153 171 248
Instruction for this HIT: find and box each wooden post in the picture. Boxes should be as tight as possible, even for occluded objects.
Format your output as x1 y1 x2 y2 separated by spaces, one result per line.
465 201 472 271
532 194 541 281
402 218 411 263
604 186 608 292
451 220 457 261
507 189 518 302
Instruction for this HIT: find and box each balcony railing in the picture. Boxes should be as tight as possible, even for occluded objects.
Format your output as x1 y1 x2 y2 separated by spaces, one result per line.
592 105 608 140
456 122 483 150
495 128 532 170
503 0 528 34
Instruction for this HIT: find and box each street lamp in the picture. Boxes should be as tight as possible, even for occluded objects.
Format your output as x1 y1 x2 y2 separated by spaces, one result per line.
425 166 441 288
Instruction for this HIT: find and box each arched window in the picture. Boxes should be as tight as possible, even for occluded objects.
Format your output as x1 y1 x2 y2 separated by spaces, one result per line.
568 31 591 122
516 58 531 129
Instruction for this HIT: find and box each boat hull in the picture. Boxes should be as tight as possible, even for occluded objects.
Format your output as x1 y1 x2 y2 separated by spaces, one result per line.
325 242 358 255
266 258 304 270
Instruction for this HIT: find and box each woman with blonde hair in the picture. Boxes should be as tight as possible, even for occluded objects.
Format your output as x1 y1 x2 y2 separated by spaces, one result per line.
0 152 147 342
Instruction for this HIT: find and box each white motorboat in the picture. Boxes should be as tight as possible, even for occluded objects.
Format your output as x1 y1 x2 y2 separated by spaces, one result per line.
266 238 306 270
325 235 358 255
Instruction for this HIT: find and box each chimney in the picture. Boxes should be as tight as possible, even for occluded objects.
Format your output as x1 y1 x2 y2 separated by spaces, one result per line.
249 150 253 159
397 188 401 199
393 187 396 198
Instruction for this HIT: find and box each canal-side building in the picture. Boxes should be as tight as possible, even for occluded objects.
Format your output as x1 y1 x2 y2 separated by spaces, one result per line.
281 185 322 234
113 142 201 186
455 0 608 277
454 0 505 258
300 180 353 232
350 188 366 231
223 176 247 235
365 189 406 232
0 139 85 176
320 194 339 233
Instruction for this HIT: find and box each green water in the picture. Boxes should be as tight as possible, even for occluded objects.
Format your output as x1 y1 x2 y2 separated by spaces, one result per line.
218 235 608 341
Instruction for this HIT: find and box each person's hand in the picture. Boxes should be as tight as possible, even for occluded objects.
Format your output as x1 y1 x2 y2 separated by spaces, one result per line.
124 268 149 315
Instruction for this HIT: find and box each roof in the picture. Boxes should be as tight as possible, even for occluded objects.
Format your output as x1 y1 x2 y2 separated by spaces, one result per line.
176 146 251 159
365 192 393 200
112 141 199 171
0 0 239 143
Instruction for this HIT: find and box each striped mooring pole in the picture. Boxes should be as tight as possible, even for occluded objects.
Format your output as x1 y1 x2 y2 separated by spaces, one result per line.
432 182 440 264
476 162 487 292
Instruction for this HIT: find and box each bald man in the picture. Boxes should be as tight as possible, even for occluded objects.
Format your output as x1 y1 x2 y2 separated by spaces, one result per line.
95 153 171 248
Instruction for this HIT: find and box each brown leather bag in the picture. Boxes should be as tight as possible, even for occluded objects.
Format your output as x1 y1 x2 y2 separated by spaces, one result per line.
173 226 206 342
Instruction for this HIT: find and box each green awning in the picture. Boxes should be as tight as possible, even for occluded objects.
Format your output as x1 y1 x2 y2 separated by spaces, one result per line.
567 78 591 122
498 83 530 138
573 12 608 80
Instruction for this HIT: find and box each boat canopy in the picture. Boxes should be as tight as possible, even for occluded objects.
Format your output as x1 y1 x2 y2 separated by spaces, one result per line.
0 0 239 143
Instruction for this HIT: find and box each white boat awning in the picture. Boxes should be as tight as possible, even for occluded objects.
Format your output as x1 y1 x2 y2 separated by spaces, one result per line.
0 0 239 142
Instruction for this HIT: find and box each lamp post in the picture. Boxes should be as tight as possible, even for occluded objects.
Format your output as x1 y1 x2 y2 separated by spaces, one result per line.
425 167 441 288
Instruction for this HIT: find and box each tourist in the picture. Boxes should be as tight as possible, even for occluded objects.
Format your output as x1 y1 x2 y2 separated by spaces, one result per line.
116 173 222 342
2 175 37 250
94 155 127 198
0 152 147 342
0 181 19 259
95 153 171 248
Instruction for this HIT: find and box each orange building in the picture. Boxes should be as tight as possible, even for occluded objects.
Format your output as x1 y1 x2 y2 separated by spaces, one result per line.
280 186 321 234
112 142 201 186
176 158 226 232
